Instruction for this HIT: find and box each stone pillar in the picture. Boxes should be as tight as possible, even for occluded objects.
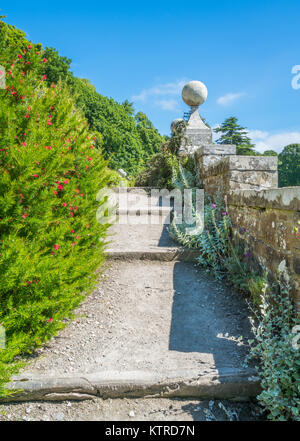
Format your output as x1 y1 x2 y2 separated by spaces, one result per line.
178 81 212 156
172 80 278 195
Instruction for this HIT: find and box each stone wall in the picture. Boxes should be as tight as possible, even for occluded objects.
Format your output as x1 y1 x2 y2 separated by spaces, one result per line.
194 145 299 309
201 155 278 196
228 187 300 308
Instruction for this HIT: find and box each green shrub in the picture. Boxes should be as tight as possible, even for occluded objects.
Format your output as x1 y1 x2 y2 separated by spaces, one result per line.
135 152 175 188
0 28 111 396
248 274 300 421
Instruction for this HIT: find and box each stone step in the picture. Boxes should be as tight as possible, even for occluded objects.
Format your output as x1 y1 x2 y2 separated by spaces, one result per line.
106 223 199 261
4 369 260 402
3 260 259 403
116 206 172 216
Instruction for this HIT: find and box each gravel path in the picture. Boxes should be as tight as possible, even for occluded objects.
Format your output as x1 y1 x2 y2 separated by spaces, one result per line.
0 397 264 421
3 188 262 420
20 260 253 378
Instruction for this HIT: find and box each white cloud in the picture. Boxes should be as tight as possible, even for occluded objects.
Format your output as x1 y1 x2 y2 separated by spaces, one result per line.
217 92 245 106
248 130 300 153
131 79 187 110
155 99 179 111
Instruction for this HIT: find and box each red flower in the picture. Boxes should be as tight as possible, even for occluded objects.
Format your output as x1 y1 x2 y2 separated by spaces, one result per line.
57 184 63 190
28 45 32 49
51 83 56 88
47 121 52 126
53 244 60 250
17 54 22 59
22 213 29 219
32 174 39 178
42 75 47 80
76 235 80 239
42 58 48 63
53 191 58 195
75 189 80 194
62 202 67 207
25 114 30 118
70 229 74 233
48 318 53 323
44 145 51 150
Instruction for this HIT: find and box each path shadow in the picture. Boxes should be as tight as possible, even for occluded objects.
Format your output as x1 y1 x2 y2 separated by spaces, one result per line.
168 261 252 370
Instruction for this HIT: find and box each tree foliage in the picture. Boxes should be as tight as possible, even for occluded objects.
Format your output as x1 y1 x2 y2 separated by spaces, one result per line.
214 116 256 155
278 144 300 187
34 47 164 176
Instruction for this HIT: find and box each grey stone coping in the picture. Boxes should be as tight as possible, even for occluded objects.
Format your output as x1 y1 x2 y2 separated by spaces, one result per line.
228 186 300 211
204 155 278 176
195 144 237 156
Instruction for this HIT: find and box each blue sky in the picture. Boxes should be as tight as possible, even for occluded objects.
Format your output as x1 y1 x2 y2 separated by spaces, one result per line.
3 0 300 152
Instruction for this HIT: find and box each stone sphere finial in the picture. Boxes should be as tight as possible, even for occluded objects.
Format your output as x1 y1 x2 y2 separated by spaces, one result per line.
182 80 207 107
171 118 185 134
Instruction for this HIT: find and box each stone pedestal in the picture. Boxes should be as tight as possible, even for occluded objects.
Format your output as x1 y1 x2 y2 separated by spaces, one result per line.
195 144 236 182
179 107 212 155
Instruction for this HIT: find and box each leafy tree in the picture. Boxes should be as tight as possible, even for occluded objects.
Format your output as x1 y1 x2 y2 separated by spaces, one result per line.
278 144 300 187
37 50 164 177
214 116 256 155
263 150 278 156
38 46 72 85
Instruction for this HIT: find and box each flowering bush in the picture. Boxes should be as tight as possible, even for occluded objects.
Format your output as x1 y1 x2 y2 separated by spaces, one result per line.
0 23 112 396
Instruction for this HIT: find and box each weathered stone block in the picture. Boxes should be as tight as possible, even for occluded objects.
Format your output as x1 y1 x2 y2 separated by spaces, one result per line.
203 155 278 196
228 187 300 211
